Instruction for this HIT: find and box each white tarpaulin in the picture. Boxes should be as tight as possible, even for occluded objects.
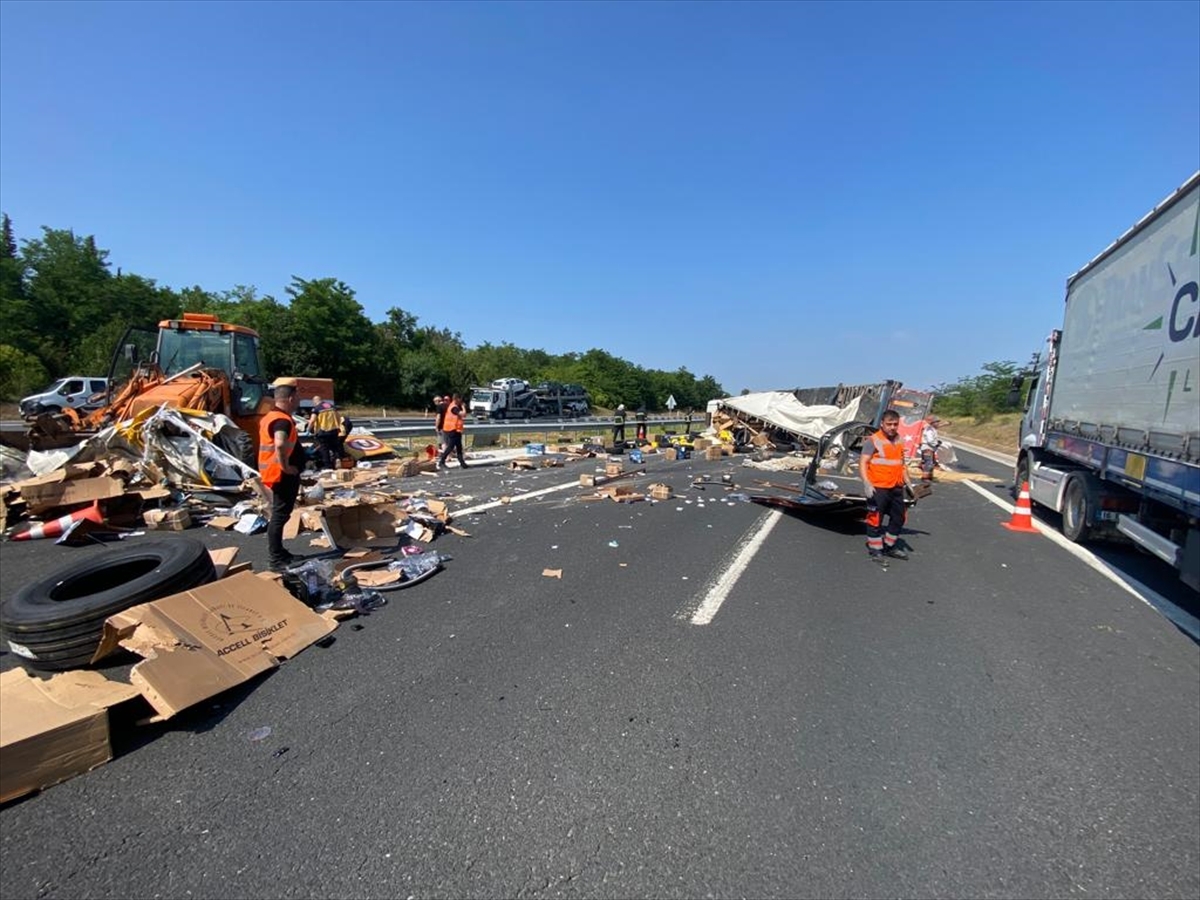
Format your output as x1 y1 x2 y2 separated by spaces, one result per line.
715 392 865 441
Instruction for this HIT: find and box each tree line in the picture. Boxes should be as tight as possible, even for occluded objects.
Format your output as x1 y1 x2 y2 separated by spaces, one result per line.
0 216 725 412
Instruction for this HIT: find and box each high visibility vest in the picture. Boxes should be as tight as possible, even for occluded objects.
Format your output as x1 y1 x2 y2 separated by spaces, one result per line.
258 409 297 486
312 405 340 433
443 405 465 433
865 430 906 489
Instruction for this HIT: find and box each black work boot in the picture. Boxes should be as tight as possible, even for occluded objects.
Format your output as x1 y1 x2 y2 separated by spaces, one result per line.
884 546 909 560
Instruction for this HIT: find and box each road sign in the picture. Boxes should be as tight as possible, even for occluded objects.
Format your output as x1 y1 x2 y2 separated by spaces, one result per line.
666 395 677 410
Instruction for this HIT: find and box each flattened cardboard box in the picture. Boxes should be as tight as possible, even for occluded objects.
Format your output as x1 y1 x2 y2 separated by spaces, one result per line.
93 571 337 721
0 668 140 803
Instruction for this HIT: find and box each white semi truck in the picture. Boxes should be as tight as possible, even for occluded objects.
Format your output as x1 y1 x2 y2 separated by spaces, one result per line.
1015 171 1200 591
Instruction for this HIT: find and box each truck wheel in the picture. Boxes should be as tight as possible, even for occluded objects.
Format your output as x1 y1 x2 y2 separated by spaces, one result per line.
0 538 216 671
1062 478 1093 543
1013 455 1030 500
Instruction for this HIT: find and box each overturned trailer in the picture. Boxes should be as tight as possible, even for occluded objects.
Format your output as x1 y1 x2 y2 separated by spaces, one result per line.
707 380 933 519
705 381 921 451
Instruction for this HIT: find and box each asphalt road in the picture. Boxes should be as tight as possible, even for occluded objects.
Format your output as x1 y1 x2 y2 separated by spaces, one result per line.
1 447 1197 899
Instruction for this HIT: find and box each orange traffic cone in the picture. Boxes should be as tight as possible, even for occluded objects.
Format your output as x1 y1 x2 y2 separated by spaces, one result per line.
1002 482 1039 533
9 501 104 541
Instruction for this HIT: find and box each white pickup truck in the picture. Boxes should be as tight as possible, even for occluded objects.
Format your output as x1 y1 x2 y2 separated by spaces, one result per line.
19 376 109 419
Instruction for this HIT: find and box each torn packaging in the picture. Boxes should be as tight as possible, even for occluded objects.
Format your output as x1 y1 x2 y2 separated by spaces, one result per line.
314 501 408 549
0 669 141 803
94 571 336 721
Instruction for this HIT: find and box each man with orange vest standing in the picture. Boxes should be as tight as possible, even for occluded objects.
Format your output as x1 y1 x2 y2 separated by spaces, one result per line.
438 393 469 470
259 380 306 572
860 408 915 567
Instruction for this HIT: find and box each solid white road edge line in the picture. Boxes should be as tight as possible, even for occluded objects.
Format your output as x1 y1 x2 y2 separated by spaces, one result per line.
689 510 783 626
961 479 1199 640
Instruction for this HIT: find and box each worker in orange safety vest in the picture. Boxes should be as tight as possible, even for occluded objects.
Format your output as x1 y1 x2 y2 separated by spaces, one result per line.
258 381 306 572
438 393 469 470
860 408 915 567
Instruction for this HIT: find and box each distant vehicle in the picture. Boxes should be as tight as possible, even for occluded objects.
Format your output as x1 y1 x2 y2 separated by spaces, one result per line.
289 378 336 416
469 379 540 419
19 377 109 418
1013 172 1199 591
533 380 591 417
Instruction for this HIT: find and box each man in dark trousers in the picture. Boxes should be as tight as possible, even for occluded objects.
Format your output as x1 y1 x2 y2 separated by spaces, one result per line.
612 404 626 447
259 381 306 572
860 408 915 567
308 395 342 469
439 393 469 470
635 407 648 442
433 394 448 467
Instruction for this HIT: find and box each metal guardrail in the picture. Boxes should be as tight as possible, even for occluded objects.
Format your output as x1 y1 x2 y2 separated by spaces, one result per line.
356 414 699 451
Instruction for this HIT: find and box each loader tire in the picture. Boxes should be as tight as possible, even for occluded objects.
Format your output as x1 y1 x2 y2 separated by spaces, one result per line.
0 538 215 671
215 424 257 470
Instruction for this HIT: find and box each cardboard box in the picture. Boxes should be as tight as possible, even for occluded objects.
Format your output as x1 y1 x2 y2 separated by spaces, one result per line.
649 483 674 501
580 474 597 487
0 669 140 803
144 508 192 531
314 501 405 549
660 447 678 461
705 446 724 460
94 571 337 721
693 437 711 451
605 462 624 477
387 458 436 477
16 473 127 516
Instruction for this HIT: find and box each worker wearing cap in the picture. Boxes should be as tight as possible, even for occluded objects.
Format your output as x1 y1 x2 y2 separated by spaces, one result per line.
612 404 626 447
259 382 306 572
861 408 914 565
919 416 944 483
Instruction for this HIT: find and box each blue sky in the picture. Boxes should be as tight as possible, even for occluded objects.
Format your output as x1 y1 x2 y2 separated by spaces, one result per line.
2 1 1197 396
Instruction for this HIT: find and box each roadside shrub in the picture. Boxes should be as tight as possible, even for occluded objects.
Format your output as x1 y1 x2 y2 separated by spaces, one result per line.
0 344 49 400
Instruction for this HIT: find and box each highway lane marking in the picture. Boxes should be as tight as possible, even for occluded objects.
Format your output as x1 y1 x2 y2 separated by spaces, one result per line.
454 480 583 516
961 479 1199 640
688 510 782 626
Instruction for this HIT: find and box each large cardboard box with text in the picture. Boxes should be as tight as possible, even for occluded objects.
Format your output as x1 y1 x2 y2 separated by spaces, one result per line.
1 571 336 801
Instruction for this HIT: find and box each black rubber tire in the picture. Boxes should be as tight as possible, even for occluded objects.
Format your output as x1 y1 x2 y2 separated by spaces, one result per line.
1013 454 1031 500
1 538 215 671
215 424 256 470
1062 478 1092 543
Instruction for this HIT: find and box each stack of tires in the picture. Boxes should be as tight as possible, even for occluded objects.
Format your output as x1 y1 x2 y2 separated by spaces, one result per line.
0 539 216 672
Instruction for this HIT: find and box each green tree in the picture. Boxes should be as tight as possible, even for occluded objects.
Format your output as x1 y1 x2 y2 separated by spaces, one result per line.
0 344 49 399
285 277 378 401
932 360 1022 419
17 227 114 373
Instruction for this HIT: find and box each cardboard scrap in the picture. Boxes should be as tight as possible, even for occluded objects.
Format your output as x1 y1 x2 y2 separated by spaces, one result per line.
542 568 563 579
93 571 337 722
207 546 240 579
0 668 141 803
16 473 128 516
144 508 192 531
